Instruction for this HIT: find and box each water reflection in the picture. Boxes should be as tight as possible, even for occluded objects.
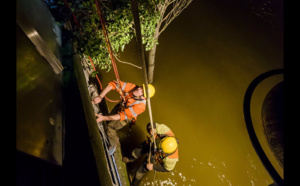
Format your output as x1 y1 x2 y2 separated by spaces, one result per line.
100 0 283 185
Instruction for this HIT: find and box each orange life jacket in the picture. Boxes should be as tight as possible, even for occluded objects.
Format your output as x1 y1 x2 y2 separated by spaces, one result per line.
108 80 146 121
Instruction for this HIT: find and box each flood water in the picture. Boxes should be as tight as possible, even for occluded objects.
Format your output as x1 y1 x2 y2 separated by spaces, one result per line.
97 0 283 185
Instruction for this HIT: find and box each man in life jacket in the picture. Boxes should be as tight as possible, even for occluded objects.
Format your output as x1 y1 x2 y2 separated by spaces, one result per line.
92 80 155 155
122 122 179 186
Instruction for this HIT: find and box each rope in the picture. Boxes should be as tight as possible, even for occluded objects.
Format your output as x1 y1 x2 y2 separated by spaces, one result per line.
148 139 152 163
130 0 156 150
94 0 126 100
88 56 120 102
62 0 83 34
62 0 123 102
94 1 121 86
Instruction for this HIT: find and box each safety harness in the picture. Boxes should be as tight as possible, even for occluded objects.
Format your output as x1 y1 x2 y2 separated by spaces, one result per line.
147 135 179 164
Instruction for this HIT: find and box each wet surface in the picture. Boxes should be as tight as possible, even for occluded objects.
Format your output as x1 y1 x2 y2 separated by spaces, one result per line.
97 0 283 185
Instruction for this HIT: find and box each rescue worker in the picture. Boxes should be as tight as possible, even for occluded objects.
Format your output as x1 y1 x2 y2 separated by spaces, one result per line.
93 80 155 154
122 122 179 186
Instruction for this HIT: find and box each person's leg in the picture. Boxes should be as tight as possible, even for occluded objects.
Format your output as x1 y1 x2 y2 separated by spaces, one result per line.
106 120 127 155
132 141 150 159
123 141 150 163
106 120 126 146
131 161 149 186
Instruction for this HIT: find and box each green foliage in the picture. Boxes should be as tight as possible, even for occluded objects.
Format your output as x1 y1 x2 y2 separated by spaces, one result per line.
90 71 100 78
139 1 160 51
54 0 161 71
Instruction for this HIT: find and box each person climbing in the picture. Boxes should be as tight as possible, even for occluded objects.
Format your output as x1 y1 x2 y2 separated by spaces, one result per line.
93 80 155 155
122 122 179 186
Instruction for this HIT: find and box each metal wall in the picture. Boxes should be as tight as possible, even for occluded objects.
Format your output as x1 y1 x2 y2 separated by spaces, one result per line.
16 0 63 165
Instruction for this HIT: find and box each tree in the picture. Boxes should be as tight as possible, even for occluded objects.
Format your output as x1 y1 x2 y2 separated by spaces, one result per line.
48 0 193 82
144 0 194 83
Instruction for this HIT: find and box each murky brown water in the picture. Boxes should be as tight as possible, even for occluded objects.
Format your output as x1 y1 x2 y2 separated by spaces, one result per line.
98 0 283 185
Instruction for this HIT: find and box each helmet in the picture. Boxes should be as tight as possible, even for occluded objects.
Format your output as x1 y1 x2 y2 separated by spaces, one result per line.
160 137 178 154
143 84 155 98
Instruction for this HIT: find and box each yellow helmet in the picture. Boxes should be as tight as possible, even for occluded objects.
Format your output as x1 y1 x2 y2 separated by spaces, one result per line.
160 137 178 154
143 84 155 98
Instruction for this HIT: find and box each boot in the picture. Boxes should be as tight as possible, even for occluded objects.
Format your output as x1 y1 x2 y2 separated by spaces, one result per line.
122 156 135 163
108 144 116 155
131 178 141 186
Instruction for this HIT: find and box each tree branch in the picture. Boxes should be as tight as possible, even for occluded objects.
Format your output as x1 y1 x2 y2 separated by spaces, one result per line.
158 0 193 35
113 53 142 69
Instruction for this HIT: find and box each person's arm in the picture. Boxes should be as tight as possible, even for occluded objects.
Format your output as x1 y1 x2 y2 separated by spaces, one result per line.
95 113 120 123
147 163 169 172
156 124 174 137
92 84 113 104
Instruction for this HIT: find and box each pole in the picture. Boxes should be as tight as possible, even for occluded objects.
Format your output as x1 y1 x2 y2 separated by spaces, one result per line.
130 0 156 149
